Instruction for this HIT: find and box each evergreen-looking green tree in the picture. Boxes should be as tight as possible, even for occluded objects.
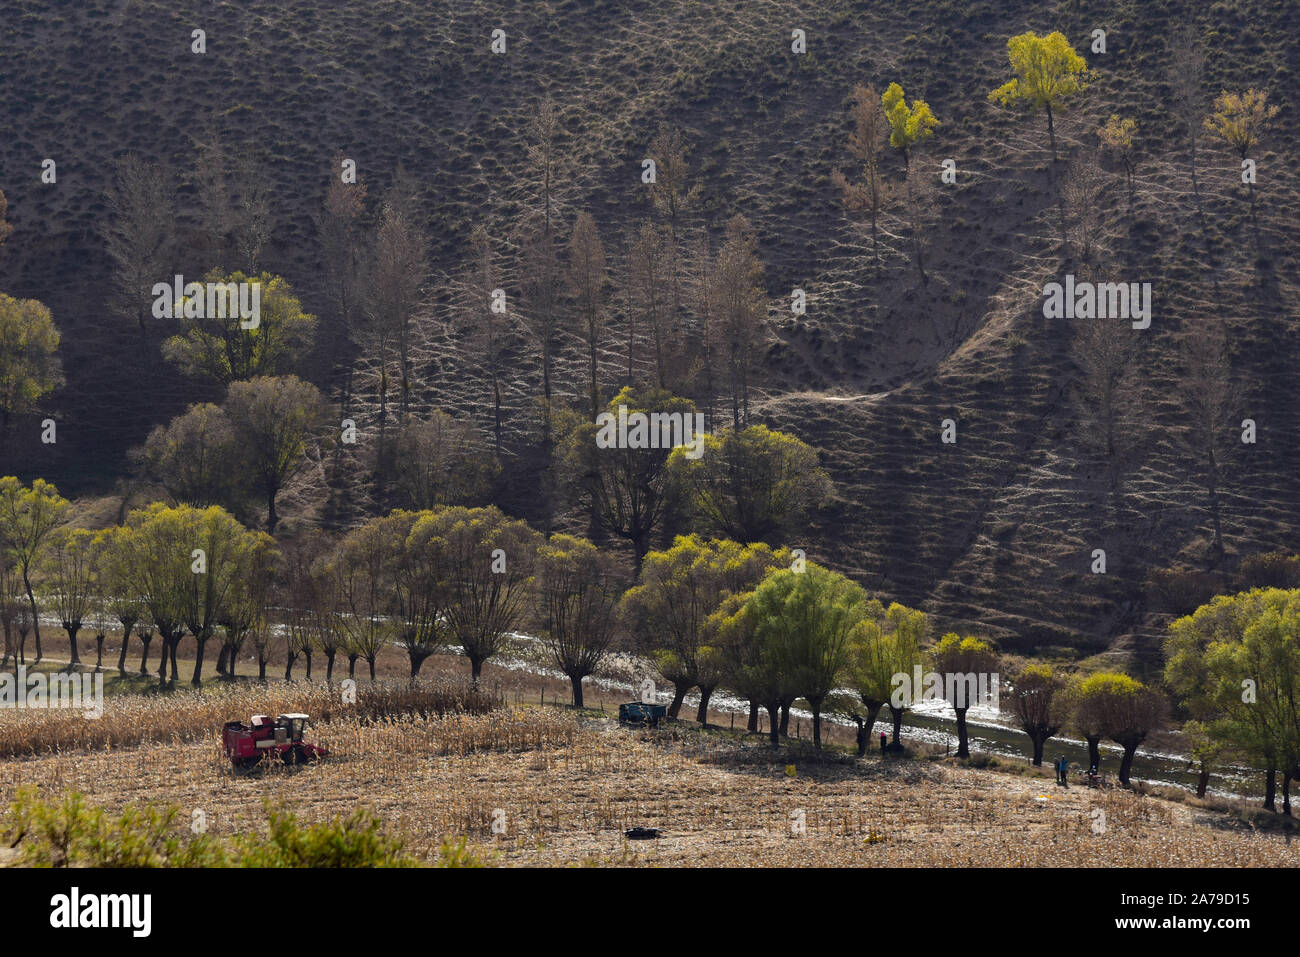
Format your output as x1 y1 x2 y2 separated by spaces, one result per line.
668 424 832 544
881 82 939 167
534 535 622 708
738 563 867 750
989 32 1090 161
408 506 542 682
843 599 929 754
562 386 696 574
130 402 239 510
0 477 70 665
1073 672 1165 786
621 535 789 722
1002 663 1071 766
929 634 1000 758
0 294 63 437
162 271 316 385
222 375 333 533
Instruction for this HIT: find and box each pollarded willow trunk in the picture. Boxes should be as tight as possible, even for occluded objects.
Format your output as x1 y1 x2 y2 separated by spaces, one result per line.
1086 735 1101 772
1029 731 1046 766
667 681 689 719
116 622 134 675
954 706 970 758
696 685 714 725
191 635 210 686
64 624 82 667
138 634 153 675
779 703 790 737
1118 740 1141 787
810 697 824 750
766 703 780 747
889 704 905 748
747 701 758 732
1264 768 1277 812
570 674 584 708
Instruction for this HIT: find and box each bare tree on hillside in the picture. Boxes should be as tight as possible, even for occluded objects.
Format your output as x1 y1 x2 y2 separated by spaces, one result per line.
627 220 672 389
1180 318 1238 559
367 200 428 425
452 224 511 450
1060 147 1115 265
316 152 370 412
647 126 701 319
567 211 609 421
712 215 768 429
832 83 894 266
103 155 175 335
1072 309 1146 507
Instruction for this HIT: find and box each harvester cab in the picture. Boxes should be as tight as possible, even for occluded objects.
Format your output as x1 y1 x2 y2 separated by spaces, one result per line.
222 712 326 769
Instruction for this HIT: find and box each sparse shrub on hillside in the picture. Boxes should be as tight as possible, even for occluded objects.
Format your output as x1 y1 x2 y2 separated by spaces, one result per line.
1098 115 1138 209
1238 552 1300 590
1145 567 1224 616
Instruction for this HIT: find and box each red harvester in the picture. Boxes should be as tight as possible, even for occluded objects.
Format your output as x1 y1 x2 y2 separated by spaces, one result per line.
222 713 328 768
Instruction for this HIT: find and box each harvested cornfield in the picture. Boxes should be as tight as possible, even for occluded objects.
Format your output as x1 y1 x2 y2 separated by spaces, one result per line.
0 697 1293 868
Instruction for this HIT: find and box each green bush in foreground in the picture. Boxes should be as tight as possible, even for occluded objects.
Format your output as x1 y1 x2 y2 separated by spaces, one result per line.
2 788 486 868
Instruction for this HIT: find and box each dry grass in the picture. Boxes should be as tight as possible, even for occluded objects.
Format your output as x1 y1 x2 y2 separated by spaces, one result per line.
0 694 1294 867
0 679 494 759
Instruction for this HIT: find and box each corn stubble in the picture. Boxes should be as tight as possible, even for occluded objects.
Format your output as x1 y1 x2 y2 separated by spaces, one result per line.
0 693 1294 867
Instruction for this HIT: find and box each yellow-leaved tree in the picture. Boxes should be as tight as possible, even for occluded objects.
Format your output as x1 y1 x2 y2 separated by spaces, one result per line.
989 31 1090 160
881 82 939 167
